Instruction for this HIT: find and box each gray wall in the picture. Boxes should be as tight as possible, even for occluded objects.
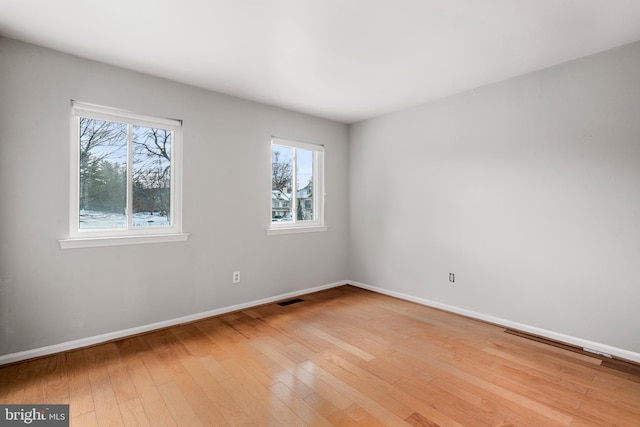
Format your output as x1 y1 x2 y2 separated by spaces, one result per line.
0 37 349 356
349 41 640 354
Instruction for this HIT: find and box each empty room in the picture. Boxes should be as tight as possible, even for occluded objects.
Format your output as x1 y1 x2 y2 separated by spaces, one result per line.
1 1 639 425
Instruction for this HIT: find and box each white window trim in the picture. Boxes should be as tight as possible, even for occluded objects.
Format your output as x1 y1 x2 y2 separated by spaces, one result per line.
59 101 188 249
268 137 326 235
266 225 328 236
59 233 189 249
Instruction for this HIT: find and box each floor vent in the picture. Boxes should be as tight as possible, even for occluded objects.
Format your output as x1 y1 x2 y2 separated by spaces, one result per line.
277 298 304 307
504 329 640 379
504 329 583 355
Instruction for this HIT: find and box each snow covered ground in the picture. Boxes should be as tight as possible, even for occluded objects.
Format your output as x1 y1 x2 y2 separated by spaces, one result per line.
79 210 170 229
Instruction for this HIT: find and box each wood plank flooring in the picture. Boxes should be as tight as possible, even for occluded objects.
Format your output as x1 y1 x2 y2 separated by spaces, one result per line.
1 285 639 426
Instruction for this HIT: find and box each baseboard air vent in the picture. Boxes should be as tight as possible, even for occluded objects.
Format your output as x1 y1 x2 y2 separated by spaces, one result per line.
504 329 640 378
583 347 612 358
277 298 304 307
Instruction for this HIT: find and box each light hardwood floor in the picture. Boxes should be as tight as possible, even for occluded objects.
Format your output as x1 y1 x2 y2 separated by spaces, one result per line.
1 285 639 426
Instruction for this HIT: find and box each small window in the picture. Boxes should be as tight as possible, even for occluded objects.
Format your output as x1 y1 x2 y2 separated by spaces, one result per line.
269 137 325 234
60 101 187 248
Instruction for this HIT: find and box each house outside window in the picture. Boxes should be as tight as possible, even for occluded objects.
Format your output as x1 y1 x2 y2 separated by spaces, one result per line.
271 189 291 221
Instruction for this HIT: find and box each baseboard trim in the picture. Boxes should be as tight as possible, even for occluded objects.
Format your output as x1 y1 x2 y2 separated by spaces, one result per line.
5 279 638 366
0 280 348 366
349 280 640 364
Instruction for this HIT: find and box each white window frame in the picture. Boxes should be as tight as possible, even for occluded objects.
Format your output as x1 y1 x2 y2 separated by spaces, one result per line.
268 137 327 235
59 101 189 249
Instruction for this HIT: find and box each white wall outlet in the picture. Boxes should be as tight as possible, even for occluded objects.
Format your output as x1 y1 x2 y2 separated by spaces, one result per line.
232 271 240 284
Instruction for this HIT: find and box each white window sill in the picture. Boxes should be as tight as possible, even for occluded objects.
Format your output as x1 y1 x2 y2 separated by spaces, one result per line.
59 233 190 249
266 226 327 236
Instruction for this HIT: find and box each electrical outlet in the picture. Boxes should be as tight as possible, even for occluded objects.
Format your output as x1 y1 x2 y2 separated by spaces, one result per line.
449 273 455 283
233 271 240 284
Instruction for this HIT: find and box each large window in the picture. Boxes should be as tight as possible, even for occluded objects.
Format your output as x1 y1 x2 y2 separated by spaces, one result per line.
60 101 187 248
269 137 325 234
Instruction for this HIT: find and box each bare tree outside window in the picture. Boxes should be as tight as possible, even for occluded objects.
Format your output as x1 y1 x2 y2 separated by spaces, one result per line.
271 146 293 221
78 118 173 229
272 149 292 193
132 126 171 222
79 118 127 228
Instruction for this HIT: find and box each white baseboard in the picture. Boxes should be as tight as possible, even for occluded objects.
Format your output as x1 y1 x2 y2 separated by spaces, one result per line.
349 280 640 364
4 280 638 366
0 280 348 366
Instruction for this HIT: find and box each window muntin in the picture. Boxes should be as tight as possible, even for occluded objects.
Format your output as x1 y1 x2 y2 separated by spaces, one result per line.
270 137 324 230
69 101 183 239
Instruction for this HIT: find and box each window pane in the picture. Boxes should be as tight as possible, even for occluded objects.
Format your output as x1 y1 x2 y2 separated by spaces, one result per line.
296 148 314 221
132 126 172 227
272 145 292 222
79 118 127 229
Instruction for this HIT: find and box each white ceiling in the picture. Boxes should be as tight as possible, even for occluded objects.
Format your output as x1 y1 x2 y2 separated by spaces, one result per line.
1 1 640 123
